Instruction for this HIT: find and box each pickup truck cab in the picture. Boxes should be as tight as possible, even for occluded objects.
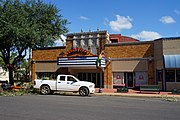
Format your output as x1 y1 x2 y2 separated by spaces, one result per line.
34 74 95 96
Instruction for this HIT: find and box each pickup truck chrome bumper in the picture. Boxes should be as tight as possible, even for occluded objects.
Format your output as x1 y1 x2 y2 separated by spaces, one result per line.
89 88 95 94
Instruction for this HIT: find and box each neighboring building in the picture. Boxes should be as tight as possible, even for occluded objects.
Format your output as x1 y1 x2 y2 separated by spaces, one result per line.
110 34 139 43
154 37 180 91
31 30 180 91
0 67 9 82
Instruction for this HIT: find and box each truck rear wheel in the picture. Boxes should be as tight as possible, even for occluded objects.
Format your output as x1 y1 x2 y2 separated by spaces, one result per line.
40 85 51 95
79 87 89 96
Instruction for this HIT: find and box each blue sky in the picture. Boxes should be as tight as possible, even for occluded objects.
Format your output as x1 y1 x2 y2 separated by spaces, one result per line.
43 0 180 42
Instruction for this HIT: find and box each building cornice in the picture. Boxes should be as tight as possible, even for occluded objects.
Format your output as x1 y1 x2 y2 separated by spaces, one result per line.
67 30 108 36
154 37 180 41
32 46 66 50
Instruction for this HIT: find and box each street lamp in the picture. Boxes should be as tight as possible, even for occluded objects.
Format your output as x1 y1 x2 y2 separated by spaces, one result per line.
98 34 103 93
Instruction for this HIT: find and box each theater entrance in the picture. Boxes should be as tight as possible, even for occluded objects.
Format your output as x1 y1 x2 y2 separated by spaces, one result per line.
78 72 103 88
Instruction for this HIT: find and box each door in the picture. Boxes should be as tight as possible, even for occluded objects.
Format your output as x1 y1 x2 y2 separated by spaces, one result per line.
57 76 68 91
57 75 79 91
66 76 80 91
125 72 134 88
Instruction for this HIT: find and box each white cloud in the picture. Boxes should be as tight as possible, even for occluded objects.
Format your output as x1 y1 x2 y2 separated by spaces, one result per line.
131 31 161 41
104 18 109 26
109 15 132 32
80 16 88 20
55 35 66 46
160 16 176 24
174 10 180 15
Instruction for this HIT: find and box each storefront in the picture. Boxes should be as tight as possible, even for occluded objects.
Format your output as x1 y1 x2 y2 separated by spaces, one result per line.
31 31 180 91
111 59 149 88
57 50 106 87
32 30 109 88
104 41 154 89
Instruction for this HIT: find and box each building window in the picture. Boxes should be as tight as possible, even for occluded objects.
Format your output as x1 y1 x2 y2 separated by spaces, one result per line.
36 72 56 80
135 72 148 85
111 39 118 43
113 72 125 86
73 40 77 48
176 70 180 82
165 70 175 82
88 39 93 46
91 46 97 54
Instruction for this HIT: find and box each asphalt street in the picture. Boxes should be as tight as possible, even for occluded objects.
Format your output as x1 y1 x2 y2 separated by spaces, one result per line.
0 95 180 120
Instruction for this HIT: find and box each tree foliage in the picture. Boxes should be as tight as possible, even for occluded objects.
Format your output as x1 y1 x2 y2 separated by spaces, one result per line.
0 0 69 85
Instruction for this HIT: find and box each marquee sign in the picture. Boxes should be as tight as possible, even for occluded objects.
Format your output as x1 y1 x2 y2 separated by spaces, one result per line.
57 56 106 68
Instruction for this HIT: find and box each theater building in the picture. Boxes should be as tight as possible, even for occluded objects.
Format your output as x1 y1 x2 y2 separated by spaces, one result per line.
31 30 180 91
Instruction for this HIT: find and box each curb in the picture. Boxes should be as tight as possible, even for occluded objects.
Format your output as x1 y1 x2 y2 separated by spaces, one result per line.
93 92 180 99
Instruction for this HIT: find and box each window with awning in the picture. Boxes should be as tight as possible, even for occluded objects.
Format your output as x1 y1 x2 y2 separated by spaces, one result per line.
164 54 180 68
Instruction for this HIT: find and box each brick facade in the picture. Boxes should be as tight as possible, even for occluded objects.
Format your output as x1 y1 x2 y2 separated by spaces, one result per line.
104 41 155 88
32 31 158 89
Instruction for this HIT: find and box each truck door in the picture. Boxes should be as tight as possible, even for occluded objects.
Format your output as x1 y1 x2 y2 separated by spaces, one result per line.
66 76 80 91
57 76 68 91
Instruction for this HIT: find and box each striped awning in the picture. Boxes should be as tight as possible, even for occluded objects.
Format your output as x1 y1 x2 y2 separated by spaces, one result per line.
57 56 106 68
164 54 180 68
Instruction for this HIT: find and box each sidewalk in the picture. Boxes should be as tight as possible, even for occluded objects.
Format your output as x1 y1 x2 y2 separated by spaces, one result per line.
94 88 180 99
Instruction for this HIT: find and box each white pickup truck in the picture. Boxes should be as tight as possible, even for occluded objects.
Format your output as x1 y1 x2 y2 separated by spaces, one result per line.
34 74 95 96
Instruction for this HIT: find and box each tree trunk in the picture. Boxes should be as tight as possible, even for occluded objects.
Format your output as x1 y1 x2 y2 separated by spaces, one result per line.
8 68 14 86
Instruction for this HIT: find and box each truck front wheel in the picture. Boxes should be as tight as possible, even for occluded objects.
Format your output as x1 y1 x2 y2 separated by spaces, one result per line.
40 85 51 95
79 87 89 96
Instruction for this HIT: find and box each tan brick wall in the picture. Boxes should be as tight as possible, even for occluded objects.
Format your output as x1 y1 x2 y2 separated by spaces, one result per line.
32 41 73 80
32 41 72 61
148 61 155 84
105 43 153 58
32 47 66 61
163 38 180 54
154 40 163 69
104 42 155 87
104 61 112 88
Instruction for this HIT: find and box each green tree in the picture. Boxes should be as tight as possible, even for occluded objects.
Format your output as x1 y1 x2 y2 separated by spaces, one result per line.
0 0 69 85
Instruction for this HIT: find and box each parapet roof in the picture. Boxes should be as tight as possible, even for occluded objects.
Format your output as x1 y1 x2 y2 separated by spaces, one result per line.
154 37 180 41
67 30 108 36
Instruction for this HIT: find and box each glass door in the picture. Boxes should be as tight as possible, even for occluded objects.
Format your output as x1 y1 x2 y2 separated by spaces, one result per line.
125 72 134 88
78 72 103 88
